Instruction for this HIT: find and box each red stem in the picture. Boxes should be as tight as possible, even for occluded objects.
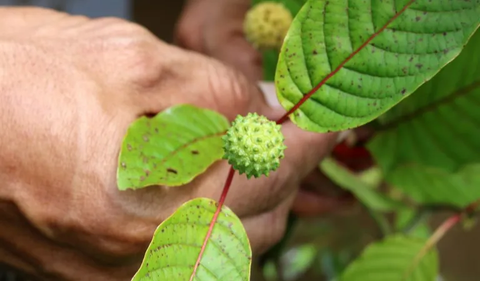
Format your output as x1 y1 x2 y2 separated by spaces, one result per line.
406 198 480 277
276 0 416 125
189 166 236 281
190 0 418 278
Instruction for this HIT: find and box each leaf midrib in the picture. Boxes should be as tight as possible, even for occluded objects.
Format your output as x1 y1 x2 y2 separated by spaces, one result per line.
380 79 480 130
154 131 226 169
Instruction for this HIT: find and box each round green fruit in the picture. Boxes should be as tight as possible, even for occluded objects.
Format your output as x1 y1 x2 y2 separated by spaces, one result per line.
243 2 293 50
222 112 287 179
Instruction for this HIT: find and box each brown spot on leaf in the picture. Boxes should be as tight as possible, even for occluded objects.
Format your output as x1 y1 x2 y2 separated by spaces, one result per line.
191 150 199 155
167 168 178 174
127 144 132 151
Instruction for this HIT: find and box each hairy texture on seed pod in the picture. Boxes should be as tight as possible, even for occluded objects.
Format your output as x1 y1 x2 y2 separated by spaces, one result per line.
223 112 287 179
243 2 293 50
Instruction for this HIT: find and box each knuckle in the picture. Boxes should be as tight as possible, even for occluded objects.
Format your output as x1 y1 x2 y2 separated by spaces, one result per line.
205 61 251 114
86 21 164 89
35 198 148 259
121 39 163 89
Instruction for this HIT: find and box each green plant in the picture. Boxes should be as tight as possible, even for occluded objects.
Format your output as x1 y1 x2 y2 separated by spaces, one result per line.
117 0 480 280
222 112 286 179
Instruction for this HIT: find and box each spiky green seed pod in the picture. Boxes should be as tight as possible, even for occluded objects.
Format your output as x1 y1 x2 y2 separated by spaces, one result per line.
243 2 293 50
222 112 287 179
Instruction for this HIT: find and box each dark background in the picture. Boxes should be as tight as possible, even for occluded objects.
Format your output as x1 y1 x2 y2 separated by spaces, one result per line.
133 0 185 43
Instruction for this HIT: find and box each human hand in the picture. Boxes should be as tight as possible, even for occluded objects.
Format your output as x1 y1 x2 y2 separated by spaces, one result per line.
175 0 263 81
0 7 338 280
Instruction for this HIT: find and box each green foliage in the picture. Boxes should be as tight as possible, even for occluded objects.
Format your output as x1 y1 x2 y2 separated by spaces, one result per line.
132 198 252 281
320 157 404 212
368 29 480 208
117 104 229 190
280 244 317 280
339 235 438 281
395 209 431 240
275 0 480 132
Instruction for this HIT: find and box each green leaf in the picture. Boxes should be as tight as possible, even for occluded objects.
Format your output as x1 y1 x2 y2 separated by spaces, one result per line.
117 104 229 190
320 158 404 212
320 248 352 281
275 0 480 132
381 164 480 207
339 235 438 281
368 29 480 207
132 198 252 281
395 209 431 240
280 244 317 281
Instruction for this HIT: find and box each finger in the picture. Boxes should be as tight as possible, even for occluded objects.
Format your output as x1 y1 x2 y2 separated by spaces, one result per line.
173 0 209 51
202 0 263 81
292 169 355 217
131 43 276 122
241 191 296 254
206 32 263 82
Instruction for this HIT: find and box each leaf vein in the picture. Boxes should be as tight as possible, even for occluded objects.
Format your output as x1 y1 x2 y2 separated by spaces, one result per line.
380 80 480 129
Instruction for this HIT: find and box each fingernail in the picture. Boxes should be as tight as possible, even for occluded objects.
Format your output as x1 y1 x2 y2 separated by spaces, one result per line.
258 81 352 142
337 130 352 143
257 81 281 108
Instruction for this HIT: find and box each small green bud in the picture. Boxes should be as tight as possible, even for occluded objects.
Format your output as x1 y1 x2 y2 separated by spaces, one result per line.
222 112 287 179
243 2 293 50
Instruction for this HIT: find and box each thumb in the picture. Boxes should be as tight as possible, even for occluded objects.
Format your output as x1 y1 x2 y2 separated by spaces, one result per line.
131 43 277 122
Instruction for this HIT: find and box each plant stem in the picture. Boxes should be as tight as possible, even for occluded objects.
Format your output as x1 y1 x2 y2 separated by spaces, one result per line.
368 209 391 237
403 198 480 279
403 213 461 279
190 166 235 281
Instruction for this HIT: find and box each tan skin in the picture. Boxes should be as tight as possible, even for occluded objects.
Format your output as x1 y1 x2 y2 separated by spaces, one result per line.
0 4 345 281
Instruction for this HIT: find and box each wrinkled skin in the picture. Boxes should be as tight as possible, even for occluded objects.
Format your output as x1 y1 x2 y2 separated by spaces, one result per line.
0 7 339 280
